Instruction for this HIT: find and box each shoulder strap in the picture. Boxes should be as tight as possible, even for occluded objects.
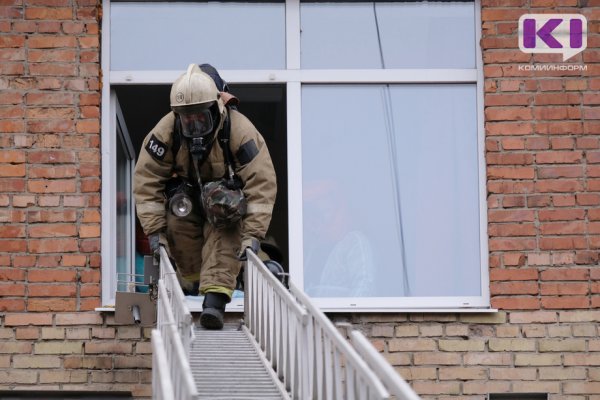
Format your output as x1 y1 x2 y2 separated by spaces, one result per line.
172 114 182 160
218 109 235 169
218 107 243 190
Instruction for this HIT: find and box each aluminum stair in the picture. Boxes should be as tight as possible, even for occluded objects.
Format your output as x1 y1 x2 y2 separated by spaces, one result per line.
152 247 421 400
190 324 287 400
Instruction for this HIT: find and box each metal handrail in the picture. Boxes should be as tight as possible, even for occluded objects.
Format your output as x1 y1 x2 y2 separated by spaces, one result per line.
290 282 390 400
152 246 420 400
245 250 400 400
245 251 310 399
157 282 199 400
151 329 175 400
159 247 195 352
350 331 420 400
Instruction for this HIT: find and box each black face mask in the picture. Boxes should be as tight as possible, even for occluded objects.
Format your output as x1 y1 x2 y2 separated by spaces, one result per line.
179 108 214 138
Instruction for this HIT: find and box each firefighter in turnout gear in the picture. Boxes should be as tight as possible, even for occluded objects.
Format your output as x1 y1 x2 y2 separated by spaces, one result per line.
133 64 277 329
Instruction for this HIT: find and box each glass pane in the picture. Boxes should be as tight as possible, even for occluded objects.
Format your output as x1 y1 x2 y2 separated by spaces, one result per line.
111 2 285 71
300 2 475 69
116 126 130 292
301 84 480 298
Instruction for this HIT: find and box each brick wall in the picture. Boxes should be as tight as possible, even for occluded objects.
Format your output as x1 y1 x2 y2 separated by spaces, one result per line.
1 0 599 398
0 0 151 396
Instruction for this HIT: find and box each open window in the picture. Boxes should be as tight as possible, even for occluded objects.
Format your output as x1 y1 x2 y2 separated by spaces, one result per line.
102 0 489 311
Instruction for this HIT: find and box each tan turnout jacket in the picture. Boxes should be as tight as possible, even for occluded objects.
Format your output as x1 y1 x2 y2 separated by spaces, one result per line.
133 107 277 293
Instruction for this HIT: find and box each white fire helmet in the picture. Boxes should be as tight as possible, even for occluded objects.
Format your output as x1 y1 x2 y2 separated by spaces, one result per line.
170 64 225 138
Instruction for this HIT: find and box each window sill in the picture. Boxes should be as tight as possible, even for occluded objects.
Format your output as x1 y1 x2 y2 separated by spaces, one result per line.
96 305 497 314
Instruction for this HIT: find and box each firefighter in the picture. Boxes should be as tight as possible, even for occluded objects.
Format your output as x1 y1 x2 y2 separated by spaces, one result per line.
133 64 277 329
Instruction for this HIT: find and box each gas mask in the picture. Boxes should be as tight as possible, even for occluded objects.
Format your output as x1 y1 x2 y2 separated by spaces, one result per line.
178 103 219 139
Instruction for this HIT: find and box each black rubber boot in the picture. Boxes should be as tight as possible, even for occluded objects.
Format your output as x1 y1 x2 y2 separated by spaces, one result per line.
200 292 228 330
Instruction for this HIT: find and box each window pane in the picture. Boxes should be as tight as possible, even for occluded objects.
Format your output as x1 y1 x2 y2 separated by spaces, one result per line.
300 2 475 69
116 128 130 292
301 84 480 298
110 2 285 71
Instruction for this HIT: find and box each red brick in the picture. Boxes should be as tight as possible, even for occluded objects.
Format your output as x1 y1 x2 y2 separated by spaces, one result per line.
540 237 587 250
27 49 77 63
29 165 77 179
28 224 77 238
486 122 533 136
541 268 589 281
80 284 100 297
541 296 589 309
485 94 531 106
481 8 526 21
492 297 540 310
37 21 61 33
538 166 583 179
15 327 39 340
488 167 534 180
502 196 526 208
29 284 77 297
486 107 532 121
79 269 100 284
28 210 77 223
536 151 582 164
0 225 25 238
28 298 77 312
79 93 99 106
30 63 77 77
535 93 581 105
491 281 539 295
28 238 78 254
28 180 76 193
0 299 25 311
552 194 576 207
0 240 27 252
502 138 525 150
534 107 581 120
541 283 589 296
80 298 101 311
540 221 586 235
488 210 535 223
539 209 585 221
25 7 72 19
26 92 74 105
0 268 25 281
535 179 583 193
489 238 536 251
4 313 53 326
28 35 76 49
490 269 539 281
28 269 77 282
0 35 25 48
0 283 25 296
61 255 87 267
489 223 536 237
487 153 534 166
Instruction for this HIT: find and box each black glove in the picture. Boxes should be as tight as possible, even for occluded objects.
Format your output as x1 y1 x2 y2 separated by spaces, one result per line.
237 236 260 261
148 232 170 261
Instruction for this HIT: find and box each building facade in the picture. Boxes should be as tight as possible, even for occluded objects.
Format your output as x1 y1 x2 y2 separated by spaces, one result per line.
0 0 599 397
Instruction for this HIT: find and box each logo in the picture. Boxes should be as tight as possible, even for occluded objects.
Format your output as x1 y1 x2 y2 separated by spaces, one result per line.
176 92 184 103
518 14 587 61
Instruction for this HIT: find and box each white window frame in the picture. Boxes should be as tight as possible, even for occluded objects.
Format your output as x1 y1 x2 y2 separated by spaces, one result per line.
100 0 491 312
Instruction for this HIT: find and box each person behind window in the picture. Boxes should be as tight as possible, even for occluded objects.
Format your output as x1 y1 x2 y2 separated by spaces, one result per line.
303 180 375 297
133 63 277 329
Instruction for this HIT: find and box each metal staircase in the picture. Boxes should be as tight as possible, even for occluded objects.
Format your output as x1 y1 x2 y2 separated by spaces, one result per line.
151 248 421 400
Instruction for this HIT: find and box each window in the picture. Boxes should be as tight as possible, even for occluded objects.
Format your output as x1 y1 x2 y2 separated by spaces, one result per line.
101 0 488 311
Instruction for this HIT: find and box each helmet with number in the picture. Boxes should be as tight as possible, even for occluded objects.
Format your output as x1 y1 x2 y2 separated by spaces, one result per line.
170 64 225 139
202 180 247 228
